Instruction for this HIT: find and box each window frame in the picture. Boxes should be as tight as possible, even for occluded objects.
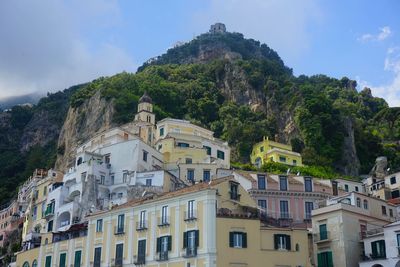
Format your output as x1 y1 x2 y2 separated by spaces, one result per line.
257 175 266 190
96 219 103 233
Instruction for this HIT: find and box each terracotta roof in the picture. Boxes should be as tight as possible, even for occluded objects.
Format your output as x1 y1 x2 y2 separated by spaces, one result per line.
234 170 276 183
88 176 234 217
388 198 400 205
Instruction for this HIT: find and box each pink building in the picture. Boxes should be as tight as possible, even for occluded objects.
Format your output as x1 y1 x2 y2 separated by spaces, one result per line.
0 201 23 248
218 170 344 228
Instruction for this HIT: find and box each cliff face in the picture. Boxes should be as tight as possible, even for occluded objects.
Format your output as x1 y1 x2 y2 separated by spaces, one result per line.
55 90 115 171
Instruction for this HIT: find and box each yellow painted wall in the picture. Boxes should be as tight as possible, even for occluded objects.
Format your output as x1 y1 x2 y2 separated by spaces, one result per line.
16 247 39 267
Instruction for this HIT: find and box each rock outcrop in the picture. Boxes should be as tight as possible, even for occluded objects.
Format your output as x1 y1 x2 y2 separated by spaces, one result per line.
55 90 115 171
370 156 388 178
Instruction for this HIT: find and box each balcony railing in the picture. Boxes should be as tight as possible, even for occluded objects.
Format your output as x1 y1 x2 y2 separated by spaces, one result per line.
182 247 197 258
359 228 384 239
157 216 170 227
184 210 197 221
155 251 169 261
133 255 145 265
44 207 55 218
314 231 331 243
360 253 387 261
114 226 125 235
136 221 148 231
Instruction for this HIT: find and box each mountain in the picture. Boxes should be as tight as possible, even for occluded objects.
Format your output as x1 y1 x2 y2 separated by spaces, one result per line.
0 27 399 205
0 93 43 110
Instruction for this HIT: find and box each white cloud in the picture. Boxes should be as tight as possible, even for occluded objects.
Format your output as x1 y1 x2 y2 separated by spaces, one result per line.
357 47 400 107
0 0 135 99
358 26 392 42
191 0 322 62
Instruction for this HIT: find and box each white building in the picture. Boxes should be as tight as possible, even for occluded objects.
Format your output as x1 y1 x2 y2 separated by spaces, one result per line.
359 221 400 267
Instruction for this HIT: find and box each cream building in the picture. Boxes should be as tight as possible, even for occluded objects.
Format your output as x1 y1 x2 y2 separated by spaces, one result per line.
363 171 400 200
15 177 311 267
156 118 230 183
312 192 398 267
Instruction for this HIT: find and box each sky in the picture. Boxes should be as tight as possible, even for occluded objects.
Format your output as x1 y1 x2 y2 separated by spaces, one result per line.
0 0 399 107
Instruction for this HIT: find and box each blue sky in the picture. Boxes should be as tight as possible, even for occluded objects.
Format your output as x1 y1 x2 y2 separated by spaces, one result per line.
0 0 399 106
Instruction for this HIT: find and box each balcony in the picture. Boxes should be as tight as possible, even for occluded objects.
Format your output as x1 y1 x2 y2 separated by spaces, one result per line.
136 221 148 231
114 226 125 235
184 210 197 222
182 247 197 258
157 216 170 227
133 255 145 265
155 251 169 261
314 231 331 243
359 228 384 240
44 206 55 218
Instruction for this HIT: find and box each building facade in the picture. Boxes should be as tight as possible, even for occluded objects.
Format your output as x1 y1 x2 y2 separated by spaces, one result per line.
312 192 398 267
363 171 400 200
15 177 312 267
250 136 303 167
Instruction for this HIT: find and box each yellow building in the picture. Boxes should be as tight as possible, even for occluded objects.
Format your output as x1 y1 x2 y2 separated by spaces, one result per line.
250 136 303 167
156 118 230 184
16 177 311 267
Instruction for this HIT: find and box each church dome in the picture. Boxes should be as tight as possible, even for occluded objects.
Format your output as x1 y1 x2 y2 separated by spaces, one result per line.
139 91 152 104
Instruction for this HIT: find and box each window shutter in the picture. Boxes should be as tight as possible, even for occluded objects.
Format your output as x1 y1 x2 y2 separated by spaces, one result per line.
286 235 291 250
274 234 279 250
195 230 199 247
229 232 234 247
327 251 333 267
371 241 377 257
183 232 187 248
156 237 161 252
317 253 323 267
242 233 247 248
168 236 172 251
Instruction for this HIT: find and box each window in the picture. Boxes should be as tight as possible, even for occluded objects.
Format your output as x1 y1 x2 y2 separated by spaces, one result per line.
32 260 37 267
185 158 192 164
217 150 225 160
59 253 66 267
371 240 386 259
293 159 297 165
203 170 210 182
32 206 37 220
389 209 394 217
142 150 148 162
96 219 103 232
382 206 387 216
332 181 338 196
187 200 196 220
145 179 152 186
260 146 264 152
74 250 81 267
230 182 240 200
161 206 168 225
137 240 146 264
93 247 101 267
183 230 199 257
156 236 172 260
258 199 267 209
187 169 194 182
274 234 291 250
111 175 115 185
363 199 368 209
397 233 400 249
122 172 128 183
279 156 286 162
115 244 123 267
117 214 124 233
22 262 29 267
355 186 359 192
280 200 289 219
100 175 105 185
43 186 47 196
47 220 53 232
391 176 397 184
356 198 361 208
159 127 164 136
229 232 247 248
177 142 189 148
41 202 46 218
203 146 211 155
117 192 123 199
317 251 333 267
304 177 312 192
319 224 328 240
139 211 146 228
305 202 313 220
279 176 288 191
392 190 400 199
344 184 349 192
257 175 266 190
45 256 52 267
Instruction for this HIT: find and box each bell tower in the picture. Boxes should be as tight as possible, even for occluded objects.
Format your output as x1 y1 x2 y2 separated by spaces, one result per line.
134 92 156 145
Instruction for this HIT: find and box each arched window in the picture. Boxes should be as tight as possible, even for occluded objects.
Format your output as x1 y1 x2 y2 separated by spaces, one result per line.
356 198 361 208
22 262 29 267
363 199 368 209
32 260 38 267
